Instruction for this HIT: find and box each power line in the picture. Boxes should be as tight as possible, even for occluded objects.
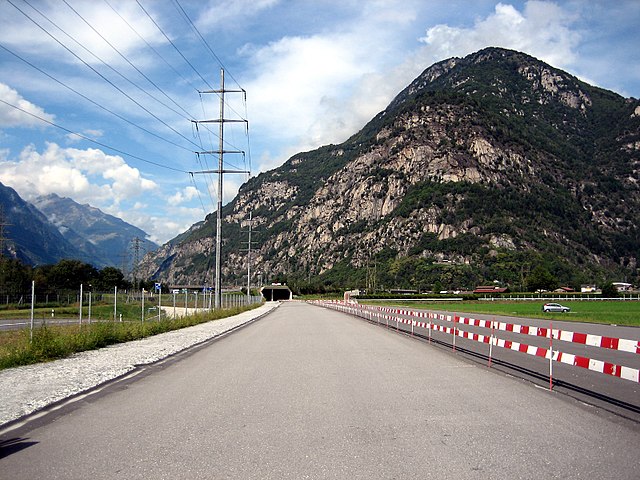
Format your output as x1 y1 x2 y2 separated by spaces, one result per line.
0 42 194 154
170 0 248 124
103 0 199 94
60 0 195 121
194 152 216 209
107 0 238 154
0 98 187 173
135 0 213 90
8 0 203 151
189 173 208 214
171 0 240 88
22 0 192 123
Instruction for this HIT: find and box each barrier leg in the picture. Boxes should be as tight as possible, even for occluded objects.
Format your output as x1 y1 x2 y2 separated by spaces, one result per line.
549 321 554 391
488 318 495 368
452 315 457 352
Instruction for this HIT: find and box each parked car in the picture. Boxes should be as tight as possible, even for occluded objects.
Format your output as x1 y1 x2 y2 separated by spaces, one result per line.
542 303 570 313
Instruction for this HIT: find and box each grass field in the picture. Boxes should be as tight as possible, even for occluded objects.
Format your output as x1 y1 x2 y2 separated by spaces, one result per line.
0 302 262 370
366 300 640 326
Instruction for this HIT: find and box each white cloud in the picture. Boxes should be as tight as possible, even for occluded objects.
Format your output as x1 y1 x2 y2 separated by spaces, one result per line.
0 143 157 205
242 3 417 170
418 1 580 70
0 1 166 67
168 185 199 205
115 205 205 245
0 82 55 127
242 1 584 174
65 129 104 144
197 0 279 30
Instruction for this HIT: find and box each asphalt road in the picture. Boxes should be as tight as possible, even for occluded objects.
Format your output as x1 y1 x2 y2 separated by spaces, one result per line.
364 305 640 415
0 317 81 331
1 302 639 479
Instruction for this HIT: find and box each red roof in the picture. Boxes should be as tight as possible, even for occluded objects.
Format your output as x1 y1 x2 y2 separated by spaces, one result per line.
474 286 508 294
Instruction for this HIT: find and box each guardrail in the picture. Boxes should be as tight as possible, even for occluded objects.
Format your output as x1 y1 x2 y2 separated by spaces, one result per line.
311 301 640 390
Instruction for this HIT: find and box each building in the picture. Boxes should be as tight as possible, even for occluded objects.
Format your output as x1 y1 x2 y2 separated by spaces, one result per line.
473 286 509 294
612 282 633 292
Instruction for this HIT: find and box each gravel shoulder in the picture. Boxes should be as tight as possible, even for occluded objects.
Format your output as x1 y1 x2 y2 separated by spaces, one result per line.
0 302 278 428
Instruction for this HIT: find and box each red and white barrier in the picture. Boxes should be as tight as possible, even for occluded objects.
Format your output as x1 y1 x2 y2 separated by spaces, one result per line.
311 300 640 387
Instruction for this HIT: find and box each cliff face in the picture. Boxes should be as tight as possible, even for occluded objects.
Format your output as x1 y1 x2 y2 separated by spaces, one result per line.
140 47 640 290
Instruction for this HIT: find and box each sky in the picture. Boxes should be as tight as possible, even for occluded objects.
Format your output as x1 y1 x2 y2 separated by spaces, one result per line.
0 0 638 245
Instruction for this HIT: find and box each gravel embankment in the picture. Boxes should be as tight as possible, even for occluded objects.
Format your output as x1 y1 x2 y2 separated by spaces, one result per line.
0 303 278 427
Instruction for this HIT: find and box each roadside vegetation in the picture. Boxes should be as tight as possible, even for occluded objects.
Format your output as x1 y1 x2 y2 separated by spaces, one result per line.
365 300 640 327
0 303 262 371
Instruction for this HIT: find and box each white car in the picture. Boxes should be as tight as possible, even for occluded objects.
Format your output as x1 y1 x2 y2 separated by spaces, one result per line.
542 303 570 313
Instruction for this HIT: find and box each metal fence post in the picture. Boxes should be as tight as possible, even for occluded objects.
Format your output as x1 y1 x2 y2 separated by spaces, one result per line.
30 280 35 342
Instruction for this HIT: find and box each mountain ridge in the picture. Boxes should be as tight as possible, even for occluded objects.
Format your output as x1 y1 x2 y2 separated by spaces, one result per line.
0 184 158 269
139 47 640 291
0 183 81 265
32 193 158 269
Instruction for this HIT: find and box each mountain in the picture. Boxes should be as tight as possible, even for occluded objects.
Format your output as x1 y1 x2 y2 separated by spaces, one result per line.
0 183 81 265
139 47 640 292
32 193 158 269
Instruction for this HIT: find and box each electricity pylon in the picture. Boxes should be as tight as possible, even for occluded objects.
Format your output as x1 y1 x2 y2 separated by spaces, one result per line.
191 69 248 309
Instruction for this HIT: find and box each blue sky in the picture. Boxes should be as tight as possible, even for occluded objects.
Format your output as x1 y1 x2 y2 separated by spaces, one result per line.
0 0 638 244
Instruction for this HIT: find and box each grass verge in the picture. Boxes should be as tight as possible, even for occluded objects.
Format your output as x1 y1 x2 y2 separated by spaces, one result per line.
0 303 263 370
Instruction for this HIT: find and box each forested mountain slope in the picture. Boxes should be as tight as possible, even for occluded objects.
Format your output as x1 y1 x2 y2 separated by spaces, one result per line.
140 47 640 292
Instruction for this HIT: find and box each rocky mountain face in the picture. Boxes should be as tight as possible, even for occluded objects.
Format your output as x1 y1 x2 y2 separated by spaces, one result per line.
32 193 157 269
139 47 640 291
0 183 80 265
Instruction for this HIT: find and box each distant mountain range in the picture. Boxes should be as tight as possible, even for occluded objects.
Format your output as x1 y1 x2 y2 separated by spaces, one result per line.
0 183 79 266
0 184 157 269
139 47 640 292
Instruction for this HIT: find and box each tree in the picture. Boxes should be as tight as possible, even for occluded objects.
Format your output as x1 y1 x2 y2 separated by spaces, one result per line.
95 267 129 291
600 282 619 298
36 259 99 291
0 258 32 295
525 265 558 292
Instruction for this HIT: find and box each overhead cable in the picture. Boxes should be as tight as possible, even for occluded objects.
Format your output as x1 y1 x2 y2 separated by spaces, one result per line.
135 0 213 90
0 98 187 174
60 0 195 121
8 0 202 151
22 0 192 123
171 0 248 124
103 0 200 94
0 42 194 154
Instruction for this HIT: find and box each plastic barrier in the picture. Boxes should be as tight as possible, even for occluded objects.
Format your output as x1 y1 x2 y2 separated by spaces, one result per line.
311 300 640 389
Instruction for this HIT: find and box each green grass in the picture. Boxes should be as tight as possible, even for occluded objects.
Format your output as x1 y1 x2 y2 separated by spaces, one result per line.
0 303 263 370
365 300 640 326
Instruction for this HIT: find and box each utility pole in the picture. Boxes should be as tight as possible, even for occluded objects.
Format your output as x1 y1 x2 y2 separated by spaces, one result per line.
191 68 248 309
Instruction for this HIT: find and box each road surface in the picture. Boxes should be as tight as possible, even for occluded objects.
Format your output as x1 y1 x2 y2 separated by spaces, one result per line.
351 304 640 415
1 302 638 479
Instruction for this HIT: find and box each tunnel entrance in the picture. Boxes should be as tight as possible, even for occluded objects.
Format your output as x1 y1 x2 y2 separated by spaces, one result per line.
260 284 292 301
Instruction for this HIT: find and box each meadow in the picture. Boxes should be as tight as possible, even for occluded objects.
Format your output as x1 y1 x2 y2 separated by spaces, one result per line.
0 302 262 370
368 300 640 326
